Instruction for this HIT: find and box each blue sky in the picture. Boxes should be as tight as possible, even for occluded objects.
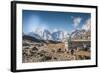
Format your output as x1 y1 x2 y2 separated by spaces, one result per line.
22 10 91 34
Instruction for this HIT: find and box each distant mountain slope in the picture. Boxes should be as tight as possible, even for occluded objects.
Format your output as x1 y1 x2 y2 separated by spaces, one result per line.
23 35 42 43
23 34 62 44
23 29 68 42
70 29 91 40
28 32 42 40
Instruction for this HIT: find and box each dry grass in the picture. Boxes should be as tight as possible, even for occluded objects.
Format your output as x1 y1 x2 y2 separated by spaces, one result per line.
22 42 91 63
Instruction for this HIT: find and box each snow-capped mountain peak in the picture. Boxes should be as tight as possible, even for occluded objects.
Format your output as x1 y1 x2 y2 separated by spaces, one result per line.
28 32 42 40
24 29 68 42
43 29 52 40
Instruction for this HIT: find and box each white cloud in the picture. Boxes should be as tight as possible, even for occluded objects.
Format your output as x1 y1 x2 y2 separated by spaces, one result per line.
82 18 91 31
27 15 40 33
73 17 82 28
53 28 58 32
35 23 49 36
63 30 68 38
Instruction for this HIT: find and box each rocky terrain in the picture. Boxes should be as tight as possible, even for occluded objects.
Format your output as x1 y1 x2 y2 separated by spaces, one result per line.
22 36 90 63
22 29 91 63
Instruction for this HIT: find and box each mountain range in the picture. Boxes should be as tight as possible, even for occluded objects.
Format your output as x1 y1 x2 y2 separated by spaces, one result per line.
23 28 90 42
23 29 67 42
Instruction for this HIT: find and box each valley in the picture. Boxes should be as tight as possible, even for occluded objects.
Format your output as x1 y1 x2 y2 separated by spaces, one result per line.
22 39 90 63
22 29 91 63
